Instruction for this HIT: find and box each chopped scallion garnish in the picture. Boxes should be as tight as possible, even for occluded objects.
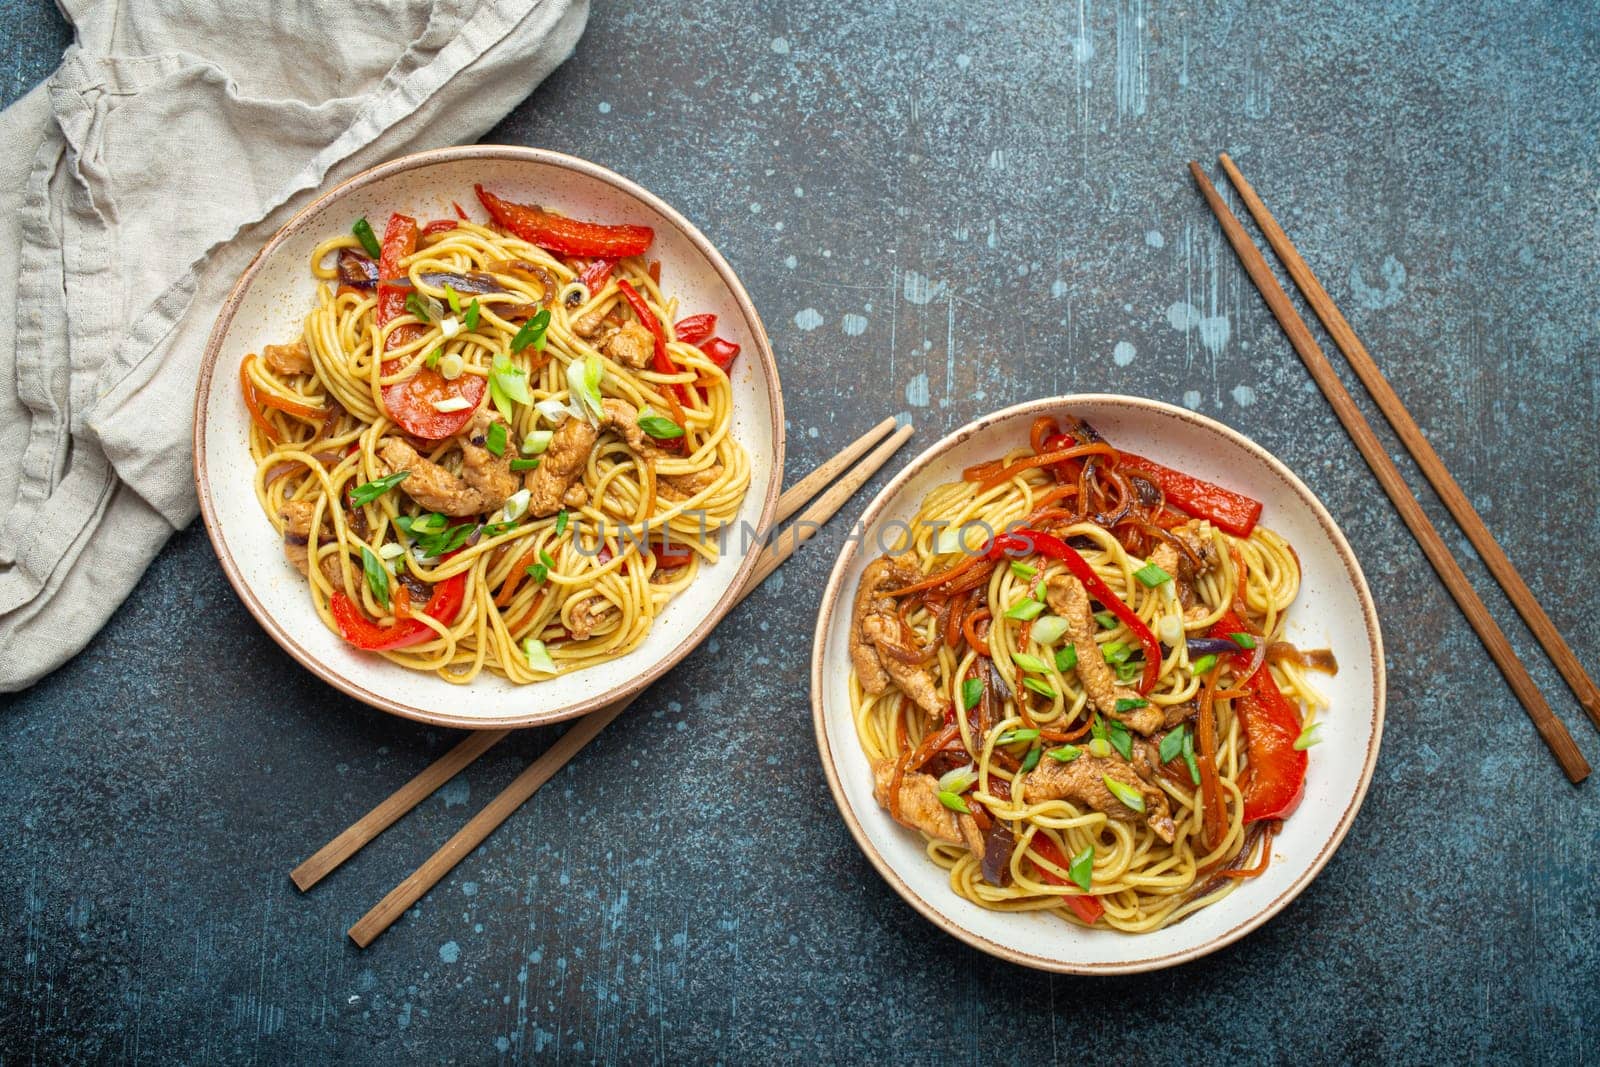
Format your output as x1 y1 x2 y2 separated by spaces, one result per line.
1046 744 1082 763
1159 725 1186 764
509 458 541 472
1068 844 1094 892
405 292 432 323
1181 728 1200 784
522 429 554 454
997 728 1040 746
525 563 548 584
961 677 983 711
352 216 381 258
348 470 409 507
1133 561 1172 587
1009 561 1037 580
1093 610 1118 629
1293 721 1322 750
510 309 552 354
1030 615 1069 646
1102 775 1146 813
425 347 442 370
1113 696 1149 713
523 637 558 673
638 408 685 440
936 791 971 814
539 549 557 570
554 510 569 537
1229 632 1257 649
485 421 508 456
1004 599 1045 621
1022 677 1057 700
1191 653 1218 676
1107 718 1133 760
360 545 390 610
1019 746 1042 773
1054 645 1078 672
443 284 462 316
464 298 481 331
1087 737 1111 758
1012 652 1051 674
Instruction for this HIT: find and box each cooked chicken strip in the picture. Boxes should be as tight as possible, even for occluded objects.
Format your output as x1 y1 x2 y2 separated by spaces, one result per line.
567 594 617 640
861 614 945 719
1023 753 1176 843
1044 574 1164 735
379 409 517 517
1148 519 1220 623
658 463 723 502
850 556 944 718
262 340 314 376
872 761 985 857
278 498 348 590
599 322 654 369
524 399 665 517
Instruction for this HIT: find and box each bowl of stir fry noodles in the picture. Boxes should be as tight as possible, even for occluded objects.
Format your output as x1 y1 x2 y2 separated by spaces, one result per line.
196 147 782 727
812 395 1383 972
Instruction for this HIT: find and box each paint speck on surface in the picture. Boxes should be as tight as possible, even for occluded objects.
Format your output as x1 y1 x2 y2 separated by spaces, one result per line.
770 36 790 54
842 313 868 336
749 202 761 213
987 148 1006 170
794 186 804 197
783 255 797 269
1232 384 1257 407
1198 315 1231 354
1146 230 1165 248
807 426 819 438
903 270 940 304
1113 341 1136 366
905 373 930 407
597 101 610 114
1350 255 1407 309
439 941 461 964
1167 301 1201 331
1051 279 1068 299
496 1037 511 1053
956 53 971 69
440 776 470 808
794 308 823 331
1182 390 1201 409
462 882 478 897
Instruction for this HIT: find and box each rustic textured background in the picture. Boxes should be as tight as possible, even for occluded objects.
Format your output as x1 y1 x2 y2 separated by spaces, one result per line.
4 0 1598 1062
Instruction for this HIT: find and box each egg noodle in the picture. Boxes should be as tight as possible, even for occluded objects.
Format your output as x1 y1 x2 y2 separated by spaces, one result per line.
849 417 1332 933
243 197 749 684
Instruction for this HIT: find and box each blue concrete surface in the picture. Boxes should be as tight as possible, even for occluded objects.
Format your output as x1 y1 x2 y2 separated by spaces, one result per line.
3 0 1598 1062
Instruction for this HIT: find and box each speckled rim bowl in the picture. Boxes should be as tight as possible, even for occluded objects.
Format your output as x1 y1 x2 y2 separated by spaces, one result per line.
194 146 784 729
811 395 1384 973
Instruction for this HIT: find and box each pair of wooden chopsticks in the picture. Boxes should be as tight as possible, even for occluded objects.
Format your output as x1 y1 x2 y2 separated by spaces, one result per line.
291 415 916 945
1191 155 1598 783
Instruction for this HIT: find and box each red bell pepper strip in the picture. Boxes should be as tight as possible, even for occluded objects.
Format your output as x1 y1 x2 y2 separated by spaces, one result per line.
651 538 694 570
673 313 716 345
616 279 692 428
1028 834 1104 924
420 219 458 237
451 200 468 221
375 213 483 439
1210 609 1307 822
579 257 616 293
330 571 467 651
700 336 740 371
475 184 654 258
987 528 1161 694
1116 452 1263 537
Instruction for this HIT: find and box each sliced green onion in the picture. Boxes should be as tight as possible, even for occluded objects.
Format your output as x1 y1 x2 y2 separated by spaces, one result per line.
1009 561 1037 580
1294 721 1323 750
637 408 685 439
997 728 1040 746
1087 737 1112 758
500 488 531 523
1019 746 1042 773
1103 775 1146 813
425 347 442 370
485 421 508 456
523 637 558 673
352 216 381 258
1229 632 1258 649
405 291 433 323
443 284 462 316
937 764 977 795
1114 697 1149 713
1033 582 1048 603
960 677 983 711
554 510 569 537
1030 615 1069 645
1114 658 1143 683
1102 641 1130 664
1022 677 1058 700
936 791 971 814
510 308 552 354
1094 610 1118 629
1012 652 1051 674
1054 645 1078 672
525 563 548 584
1090 715 1107 742
1133 561 1172 587
464 298 481 331
432 395 471 413
1159 724 1186 764
489 353 533 421
566 353 605 423
377 541 405 561
1181 729 1200 785
509 458 541 472
1191 653 1218 677
360 546 390 610
522 429 554 454
534 398 570 425
1068 844 1094 892
1004 599 1045 621
348 470 409 507
438 353 464 380
539 549 557 570
1046 744 1082 763
396 512 447 536
1107 718 1133 760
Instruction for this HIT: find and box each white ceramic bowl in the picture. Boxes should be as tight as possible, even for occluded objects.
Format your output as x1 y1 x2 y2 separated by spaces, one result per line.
195 147 783 729
811 395 1384 973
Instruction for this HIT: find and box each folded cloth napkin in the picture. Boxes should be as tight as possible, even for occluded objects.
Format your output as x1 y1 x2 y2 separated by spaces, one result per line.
0 0 587 691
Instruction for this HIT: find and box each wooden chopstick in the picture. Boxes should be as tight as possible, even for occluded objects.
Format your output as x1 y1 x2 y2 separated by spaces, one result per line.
1188 161 1589 783
1190 163 1587 783
345 421 916 946
1217 154 1600 735
289 416 902 893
